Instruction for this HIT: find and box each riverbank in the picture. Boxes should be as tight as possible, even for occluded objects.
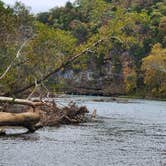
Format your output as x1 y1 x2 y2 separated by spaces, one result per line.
55 90 166 102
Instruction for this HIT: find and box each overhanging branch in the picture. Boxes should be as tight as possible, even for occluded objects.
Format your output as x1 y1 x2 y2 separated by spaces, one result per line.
4 36 123 97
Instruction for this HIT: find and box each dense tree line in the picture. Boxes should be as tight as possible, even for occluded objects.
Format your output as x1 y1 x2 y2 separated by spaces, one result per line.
0 0 165 98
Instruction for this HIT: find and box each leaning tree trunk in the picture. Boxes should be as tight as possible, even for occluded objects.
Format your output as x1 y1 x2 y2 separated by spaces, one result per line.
4 39 104 96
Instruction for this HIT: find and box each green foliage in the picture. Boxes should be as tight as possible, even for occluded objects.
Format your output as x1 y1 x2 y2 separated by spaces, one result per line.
0 0 166 98
142 43 166 97
25 22 77 75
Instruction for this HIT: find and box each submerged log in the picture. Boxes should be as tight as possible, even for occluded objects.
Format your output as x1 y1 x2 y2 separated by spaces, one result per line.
0 112 40 132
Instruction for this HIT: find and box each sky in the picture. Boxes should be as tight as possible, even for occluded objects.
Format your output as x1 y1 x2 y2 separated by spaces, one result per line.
2 0 75 13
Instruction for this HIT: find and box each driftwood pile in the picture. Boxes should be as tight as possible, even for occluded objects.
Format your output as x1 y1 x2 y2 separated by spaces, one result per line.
35 101 89 126
0 97 89 134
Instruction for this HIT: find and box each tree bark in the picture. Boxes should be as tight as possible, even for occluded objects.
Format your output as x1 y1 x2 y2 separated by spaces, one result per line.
0 112 40 132
0 97 44 109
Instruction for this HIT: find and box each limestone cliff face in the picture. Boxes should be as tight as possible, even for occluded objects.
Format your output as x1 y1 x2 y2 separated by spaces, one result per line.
56 62 125 96
53 50 136 96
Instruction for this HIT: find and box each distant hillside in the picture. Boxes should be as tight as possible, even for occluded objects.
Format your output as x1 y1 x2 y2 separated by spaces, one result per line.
0 0 165 98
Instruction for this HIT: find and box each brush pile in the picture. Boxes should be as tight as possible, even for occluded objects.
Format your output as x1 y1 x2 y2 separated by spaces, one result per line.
36 101 89 126
0 97 89 133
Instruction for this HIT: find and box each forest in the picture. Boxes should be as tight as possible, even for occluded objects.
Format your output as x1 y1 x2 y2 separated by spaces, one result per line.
0 0 166 99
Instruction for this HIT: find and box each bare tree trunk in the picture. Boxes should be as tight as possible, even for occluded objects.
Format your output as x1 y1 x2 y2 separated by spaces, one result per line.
0 97 44 109
0 39 31 80
0 112 40 132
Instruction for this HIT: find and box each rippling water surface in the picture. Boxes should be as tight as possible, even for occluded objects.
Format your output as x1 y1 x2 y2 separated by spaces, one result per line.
0 96 166 166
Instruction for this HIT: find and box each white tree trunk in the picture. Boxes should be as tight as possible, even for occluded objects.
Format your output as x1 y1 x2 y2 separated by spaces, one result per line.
0 97 44 108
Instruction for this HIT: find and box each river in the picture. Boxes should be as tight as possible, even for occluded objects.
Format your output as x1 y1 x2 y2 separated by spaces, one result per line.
0 96 166 166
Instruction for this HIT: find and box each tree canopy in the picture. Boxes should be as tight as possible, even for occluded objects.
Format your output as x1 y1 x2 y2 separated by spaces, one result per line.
0 0 165 98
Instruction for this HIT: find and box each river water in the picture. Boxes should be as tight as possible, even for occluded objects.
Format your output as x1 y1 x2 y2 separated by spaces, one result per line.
0 96 166 166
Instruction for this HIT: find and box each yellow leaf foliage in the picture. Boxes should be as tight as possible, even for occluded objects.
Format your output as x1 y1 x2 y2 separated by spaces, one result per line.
142 43 166 97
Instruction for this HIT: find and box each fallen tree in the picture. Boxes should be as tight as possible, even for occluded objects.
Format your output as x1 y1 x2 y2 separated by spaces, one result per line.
0 97 90 135
0 97 44 109
0 37 107 135
0 112 40 132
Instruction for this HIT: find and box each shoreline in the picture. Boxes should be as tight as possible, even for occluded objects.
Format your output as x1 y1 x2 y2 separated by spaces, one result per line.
54 92 166 102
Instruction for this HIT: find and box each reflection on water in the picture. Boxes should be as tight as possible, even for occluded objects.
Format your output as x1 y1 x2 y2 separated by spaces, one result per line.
0 96 166 166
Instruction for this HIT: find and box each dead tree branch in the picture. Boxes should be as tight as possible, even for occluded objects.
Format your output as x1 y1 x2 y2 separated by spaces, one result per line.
0 39 29 80
0 97 44 109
